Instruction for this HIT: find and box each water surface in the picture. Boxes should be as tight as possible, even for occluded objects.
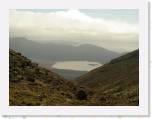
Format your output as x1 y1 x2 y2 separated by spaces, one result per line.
52 61 102 71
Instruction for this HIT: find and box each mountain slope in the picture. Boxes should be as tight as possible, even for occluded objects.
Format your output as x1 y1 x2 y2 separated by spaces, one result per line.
9 37 120 63
9 49 139 106
9 49 77 106
76 49 139 105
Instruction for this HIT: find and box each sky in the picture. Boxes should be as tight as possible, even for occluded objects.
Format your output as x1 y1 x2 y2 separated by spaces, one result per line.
9 9 139 52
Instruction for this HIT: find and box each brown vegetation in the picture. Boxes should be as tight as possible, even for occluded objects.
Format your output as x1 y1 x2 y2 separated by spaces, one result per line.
9 49 139 106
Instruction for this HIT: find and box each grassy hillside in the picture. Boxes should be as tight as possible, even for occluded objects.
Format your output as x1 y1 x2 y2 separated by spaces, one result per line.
9 49 77 106
9 49 139 106
76 49 139 106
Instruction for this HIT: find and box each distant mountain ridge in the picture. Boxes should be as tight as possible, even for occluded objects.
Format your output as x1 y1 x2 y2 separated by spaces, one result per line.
9 37 120 63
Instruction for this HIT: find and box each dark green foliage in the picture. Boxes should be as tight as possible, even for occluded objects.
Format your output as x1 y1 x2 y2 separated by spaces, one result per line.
76 90 87 100
27 77 35 82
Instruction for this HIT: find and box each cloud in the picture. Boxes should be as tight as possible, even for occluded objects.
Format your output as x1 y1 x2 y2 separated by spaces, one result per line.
9 9 139 52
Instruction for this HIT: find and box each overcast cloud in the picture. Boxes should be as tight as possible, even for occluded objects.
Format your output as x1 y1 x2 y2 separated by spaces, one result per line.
9 9 139 52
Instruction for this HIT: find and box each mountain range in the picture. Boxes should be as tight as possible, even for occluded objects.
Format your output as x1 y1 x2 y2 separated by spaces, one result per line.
9 49 139 106
9 37 120 63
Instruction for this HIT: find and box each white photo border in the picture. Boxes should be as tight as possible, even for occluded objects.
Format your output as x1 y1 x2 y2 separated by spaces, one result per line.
0 0 149 116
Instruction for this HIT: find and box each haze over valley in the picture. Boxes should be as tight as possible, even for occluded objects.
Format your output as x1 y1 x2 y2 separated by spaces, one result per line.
10 37 120 79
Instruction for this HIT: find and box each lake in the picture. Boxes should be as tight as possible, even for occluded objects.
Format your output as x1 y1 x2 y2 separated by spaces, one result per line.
52 61 102 71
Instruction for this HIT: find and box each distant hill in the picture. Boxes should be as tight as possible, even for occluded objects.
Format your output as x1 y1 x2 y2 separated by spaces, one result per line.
76 49 139 106
9 37 120 63
52 68 87 80
9 49 77 106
